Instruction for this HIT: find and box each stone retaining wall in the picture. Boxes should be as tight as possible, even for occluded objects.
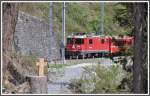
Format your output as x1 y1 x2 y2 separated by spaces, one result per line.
14 12 60 62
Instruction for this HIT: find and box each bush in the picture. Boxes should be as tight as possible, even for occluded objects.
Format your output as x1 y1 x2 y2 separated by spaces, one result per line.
93 64 125 93
70 64 126 93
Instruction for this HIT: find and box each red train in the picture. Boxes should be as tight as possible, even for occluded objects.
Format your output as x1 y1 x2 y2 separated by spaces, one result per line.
65 32 134 58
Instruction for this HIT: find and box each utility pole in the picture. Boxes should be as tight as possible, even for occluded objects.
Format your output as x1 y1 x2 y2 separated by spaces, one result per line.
49 2 53 62
61 2 66 64
100 2 104 58
100 2 104 35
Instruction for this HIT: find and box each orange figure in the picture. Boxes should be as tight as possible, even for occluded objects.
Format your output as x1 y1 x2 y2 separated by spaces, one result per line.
36 58 47 76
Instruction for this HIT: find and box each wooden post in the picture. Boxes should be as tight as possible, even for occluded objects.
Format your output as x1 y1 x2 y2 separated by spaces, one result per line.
27 76 47 94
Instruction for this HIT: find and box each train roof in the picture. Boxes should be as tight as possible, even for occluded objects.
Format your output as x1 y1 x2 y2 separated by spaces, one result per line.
67 35 103 38
67 32 106 38
67 32 133 39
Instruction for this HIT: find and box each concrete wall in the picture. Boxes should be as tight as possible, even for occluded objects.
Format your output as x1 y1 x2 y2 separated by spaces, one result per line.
14 12 60 62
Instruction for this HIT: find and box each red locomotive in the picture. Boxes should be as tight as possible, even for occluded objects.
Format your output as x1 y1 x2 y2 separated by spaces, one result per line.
65 32 134 58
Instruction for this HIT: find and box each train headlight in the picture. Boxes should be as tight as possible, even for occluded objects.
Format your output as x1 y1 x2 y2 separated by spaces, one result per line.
77 45 82 50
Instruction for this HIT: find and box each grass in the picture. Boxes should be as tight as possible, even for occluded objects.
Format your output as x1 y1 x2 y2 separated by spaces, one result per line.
48 63 68 69
47 58 103 71
66 58 102 64
10 51 38 76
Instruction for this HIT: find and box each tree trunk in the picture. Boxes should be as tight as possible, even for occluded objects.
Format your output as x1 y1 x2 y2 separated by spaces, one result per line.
27 76 47 94
132 3 145 93
2 3 19 72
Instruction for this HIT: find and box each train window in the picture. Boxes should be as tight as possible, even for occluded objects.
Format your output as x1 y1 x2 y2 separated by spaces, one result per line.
116 40 124 46
75 39 84 44
101 39 105 44
67 38 73 44
89 39 93 44
128 40 132 45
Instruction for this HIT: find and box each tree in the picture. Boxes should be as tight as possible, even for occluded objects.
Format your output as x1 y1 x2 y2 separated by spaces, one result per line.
132 3 147 93
114 3 148 93
2 3 19 72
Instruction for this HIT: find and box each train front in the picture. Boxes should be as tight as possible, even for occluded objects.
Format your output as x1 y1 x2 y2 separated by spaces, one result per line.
65 33 85 58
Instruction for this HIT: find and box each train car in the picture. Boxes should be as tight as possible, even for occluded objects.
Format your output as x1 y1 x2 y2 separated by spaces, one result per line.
65 32 133 58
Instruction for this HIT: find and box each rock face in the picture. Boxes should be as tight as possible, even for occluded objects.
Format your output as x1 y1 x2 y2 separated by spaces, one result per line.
14 12 60 62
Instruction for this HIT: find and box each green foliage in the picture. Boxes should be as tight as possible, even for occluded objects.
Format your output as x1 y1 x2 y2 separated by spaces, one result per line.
70 64 126 93
117 72 133 92
113 3 133 35
93 64 125 93
48 64 65 69
114 4 131 27
114 3 148 93
87 18 100 33
19 3 128 36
